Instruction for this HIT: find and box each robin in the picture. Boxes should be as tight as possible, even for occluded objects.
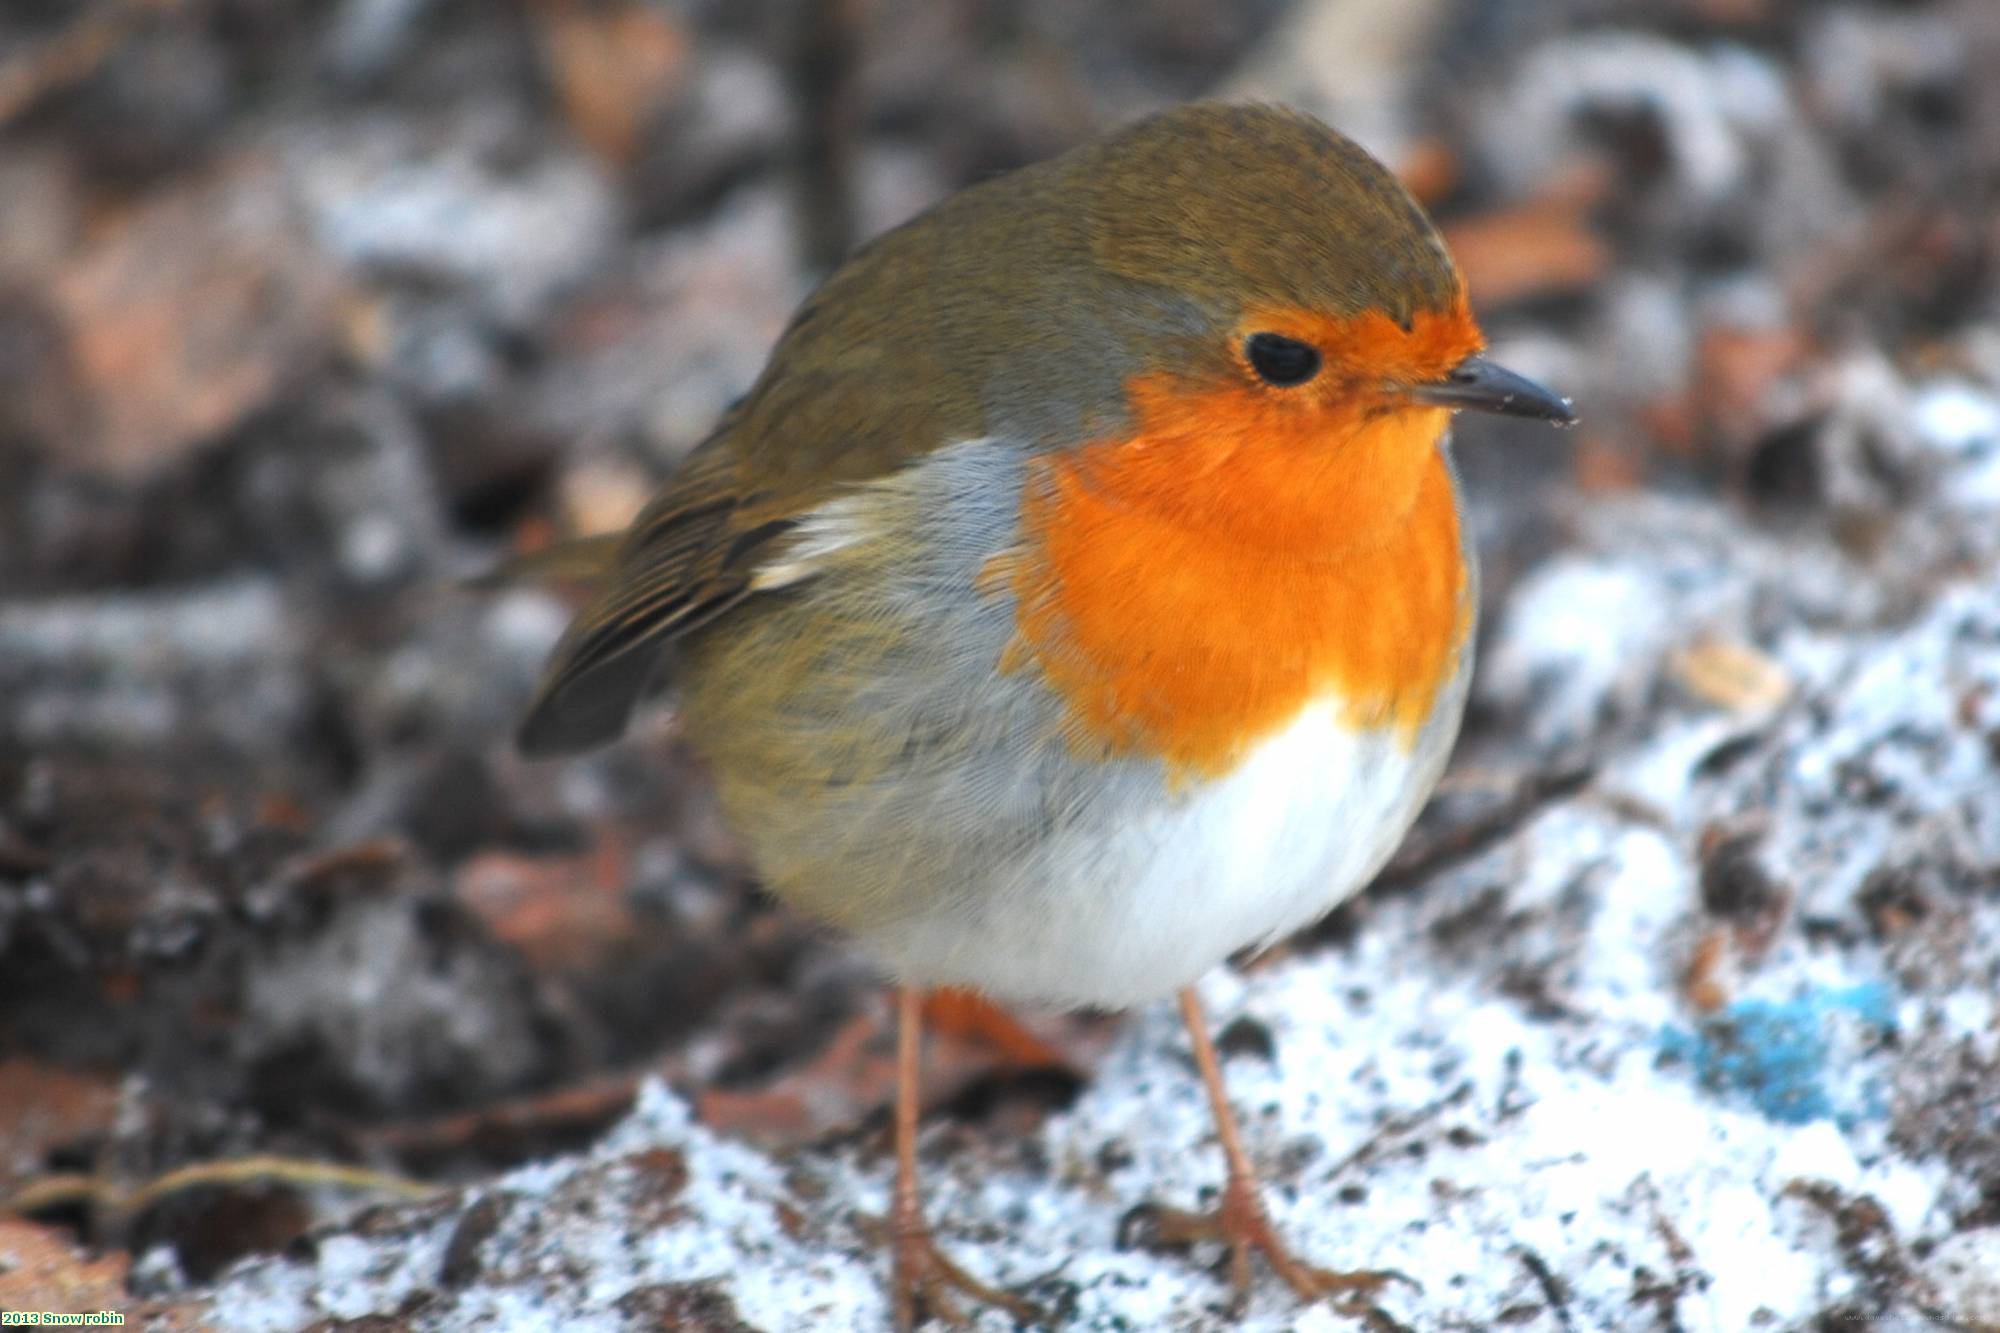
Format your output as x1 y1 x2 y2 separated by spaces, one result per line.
518 101 1574 1328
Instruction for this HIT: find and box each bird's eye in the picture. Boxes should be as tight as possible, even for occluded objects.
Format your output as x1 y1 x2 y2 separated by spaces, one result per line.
1245 333 1322 387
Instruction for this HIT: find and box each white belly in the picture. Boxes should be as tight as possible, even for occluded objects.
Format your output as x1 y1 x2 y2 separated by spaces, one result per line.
867 699 1455 1008
700 435 1476 1011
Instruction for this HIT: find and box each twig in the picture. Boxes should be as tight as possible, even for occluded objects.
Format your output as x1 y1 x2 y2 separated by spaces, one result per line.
5 1155 436 1234
786 0 873 275
0 0 181 129
1325 1080 1472 1181
1371 760 1596 894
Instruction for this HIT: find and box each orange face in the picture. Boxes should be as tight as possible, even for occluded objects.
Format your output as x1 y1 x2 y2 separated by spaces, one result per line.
1232 290 1489 417
993 292 1485 780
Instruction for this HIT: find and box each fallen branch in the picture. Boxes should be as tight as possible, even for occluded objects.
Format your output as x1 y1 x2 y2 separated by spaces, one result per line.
4 1155 436 1237
0 0 183 130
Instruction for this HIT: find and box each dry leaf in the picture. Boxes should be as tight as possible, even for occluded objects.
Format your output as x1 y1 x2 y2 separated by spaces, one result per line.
1693 324 1809 443
922 987 1074 1069
1670 638 1793 713
1397 138 1459 206
530 0 688 168
0 1058 121 1193
1444 160 1614 308
558 458 652 536
697 993 1114 1150
455 841 634 972
0 1218 128 1312
49 153 341 476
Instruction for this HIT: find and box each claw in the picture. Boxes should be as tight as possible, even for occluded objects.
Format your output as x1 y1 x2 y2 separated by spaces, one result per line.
875 988 1047 1330
893 1222 1043 1331
1123 1173 1411 1316
1137 988 1418 1323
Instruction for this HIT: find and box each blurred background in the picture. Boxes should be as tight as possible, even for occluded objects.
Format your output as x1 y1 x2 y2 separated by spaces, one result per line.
1 0 1998 1315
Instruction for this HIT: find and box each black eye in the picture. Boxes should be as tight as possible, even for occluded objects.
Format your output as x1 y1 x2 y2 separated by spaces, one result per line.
1245 333 1321 387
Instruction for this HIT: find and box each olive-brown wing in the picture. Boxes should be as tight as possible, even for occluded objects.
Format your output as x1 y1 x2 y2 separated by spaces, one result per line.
517 149 1086 757
516 440 791 756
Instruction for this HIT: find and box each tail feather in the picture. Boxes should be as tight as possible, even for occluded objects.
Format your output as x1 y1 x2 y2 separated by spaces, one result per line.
464 533 625 590
516 640 662 757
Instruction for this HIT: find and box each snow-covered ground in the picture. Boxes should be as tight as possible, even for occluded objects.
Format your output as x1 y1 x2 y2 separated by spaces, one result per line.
193 375 2000 1331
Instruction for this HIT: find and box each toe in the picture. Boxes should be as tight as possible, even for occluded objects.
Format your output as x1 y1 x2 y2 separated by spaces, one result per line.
888 1229 1041 1330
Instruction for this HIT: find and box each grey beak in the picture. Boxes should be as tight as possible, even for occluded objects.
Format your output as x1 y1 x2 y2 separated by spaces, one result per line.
1412 355 1577 426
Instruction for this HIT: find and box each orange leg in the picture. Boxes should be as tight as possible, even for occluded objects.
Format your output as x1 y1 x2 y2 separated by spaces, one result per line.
1127 988 1411 1315
884 987 1042 1331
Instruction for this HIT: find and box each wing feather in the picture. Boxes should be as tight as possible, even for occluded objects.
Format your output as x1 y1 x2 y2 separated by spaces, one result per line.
517 443 792 756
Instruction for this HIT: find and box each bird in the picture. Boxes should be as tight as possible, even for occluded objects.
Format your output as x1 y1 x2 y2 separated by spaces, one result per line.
516 100 1575 1328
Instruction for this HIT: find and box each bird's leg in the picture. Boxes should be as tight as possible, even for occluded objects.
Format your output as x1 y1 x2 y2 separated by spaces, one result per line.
1126 987 1411 1316
882 986 1043 1332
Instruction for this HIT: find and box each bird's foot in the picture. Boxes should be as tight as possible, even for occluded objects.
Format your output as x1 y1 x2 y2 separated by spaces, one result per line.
859 1212 1045 1331
1120 1172 1412 1318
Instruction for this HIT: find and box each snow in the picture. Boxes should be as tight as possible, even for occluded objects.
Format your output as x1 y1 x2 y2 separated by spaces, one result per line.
193 376 2000 1329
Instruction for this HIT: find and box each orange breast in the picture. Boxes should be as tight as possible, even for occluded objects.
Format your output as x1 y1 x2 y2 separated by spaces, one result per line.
995 367 1473 781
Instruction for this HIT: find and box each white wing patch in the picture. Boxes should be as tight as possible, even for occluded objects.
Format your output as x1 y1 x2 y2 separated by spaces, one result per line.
747 494 874 591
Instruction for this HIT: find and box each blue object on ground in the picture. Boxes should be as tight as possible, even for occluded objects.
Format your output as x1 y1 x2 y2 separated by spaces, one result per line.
1658 983 1896 1126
